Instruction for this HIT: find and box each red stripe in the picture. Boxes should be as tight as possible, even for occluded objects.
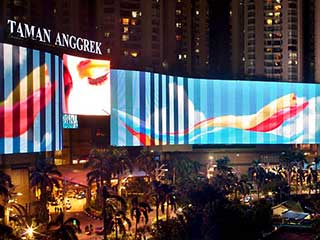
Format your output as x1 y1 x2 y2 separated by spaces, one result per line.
247 102 308 132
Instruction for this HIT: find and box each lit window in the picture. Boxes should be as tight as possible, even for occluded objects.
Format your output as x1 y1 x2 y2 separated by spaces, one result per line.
274 4 281 11
176 35 182 41
276 0 281 3
122 18 130 25
229 11 232 16
132 11 138 18
288 60 292 65
176 9 182 15
266 19 272 25
123 26 128 33
124 50 129 56
104 32 110 37
196 10 200 15
268 12 273 16
131 19 137 25
122 34 129 41
183 54 187 59
176 22 182 28
106 48 111 53
131 51 138 57
178 54 182 60
195 49 200 53
269 33 272 38
275 12 280 17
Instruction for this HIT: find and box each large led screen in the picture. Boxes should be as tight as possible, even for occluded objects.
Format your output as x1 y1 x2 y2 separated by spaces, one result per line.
111 70 320 146
63 54 110 115
0 43 63 154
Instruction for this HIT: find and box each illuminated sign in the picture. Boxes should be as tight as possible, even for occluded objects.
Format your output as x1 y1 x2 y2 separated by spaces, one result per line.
7 19 102 55
63 114 78 129
111 70 320 146
63 54 110 116
0 43 63 153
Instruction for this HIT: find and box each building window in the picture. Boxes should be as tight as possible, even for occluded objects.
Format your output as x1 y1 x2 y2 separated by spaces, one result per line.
176 22 182 28
122 35 129 41
122 18 130 25
131 51 138 57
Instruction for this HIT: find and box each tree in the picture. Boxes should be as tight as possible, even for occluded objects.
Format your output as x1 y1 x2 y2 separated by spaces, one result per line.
165 154 201 186
30 157 61 222
135 149 158 181
47 212 81 240
102 186 131 240
130 196 152 240
248 160 267 199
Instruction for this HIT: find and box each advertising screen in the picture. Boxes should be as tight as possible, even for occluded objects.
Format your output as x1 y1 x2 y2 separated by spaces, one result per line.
0 43 63 154
63 114 78 129
111 70 320 146
63 54 110 115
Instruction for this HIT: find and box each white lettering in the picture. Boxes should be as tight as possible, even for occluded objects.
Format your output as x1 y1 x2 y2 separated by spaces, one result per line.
62 33 69 47
7 20 16 34
95 42 102 55
69 35 77 49
35 28 43 42
90 40 95 53
43 28 51 43
16 23 24 37
83 39 90 52
76 38 83 51
54 33 63 46
24 24 35 38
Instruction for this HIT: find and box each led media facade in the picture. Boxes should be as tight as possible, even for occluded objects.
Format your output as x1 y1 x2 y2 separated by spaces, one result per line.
63 54 110 116
0 43 63 154
111 70 320 146
63 114 78 129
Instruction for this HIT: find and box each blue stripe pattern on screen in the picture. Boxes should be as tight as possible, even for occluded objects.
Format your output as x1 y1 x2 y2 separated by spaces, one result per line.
0 43 63 154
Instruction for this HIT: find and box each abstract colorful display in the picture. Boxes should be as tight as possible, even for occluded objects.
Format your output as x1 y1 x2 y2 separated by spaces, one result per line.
63 114 78 129
63 54 110 115
111 70 320 146
0 43 63 153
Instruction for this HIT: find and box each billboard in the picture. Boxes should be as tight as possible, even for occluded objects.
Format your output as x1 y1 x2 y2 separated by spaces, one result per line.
63 54 110 115
63 114 78 129
111 70 320 146
0 43 63 153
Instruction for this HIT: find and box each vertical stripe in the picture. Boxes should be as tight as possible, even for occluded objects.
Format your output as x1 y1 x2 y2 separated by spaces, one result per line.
145 72 151 145
200 79 208 144
183 77 189 144
0 44 4 153
39 52 46 151
125 70 133 146
12 46 20 153
55 56 60 149
27 48 33 152
173 76 179 144
51 55 56 150
19 47 28 152
150 73 155 145
45 53 52 151
169 76 174 144
110 69 118 145
158 74 163 144
139 71 146 144
188 78 195 143
132 71 140 146
32 50 40 152
162 74 167 145
177 77 184 144
154 74 159 145
4 44 13 153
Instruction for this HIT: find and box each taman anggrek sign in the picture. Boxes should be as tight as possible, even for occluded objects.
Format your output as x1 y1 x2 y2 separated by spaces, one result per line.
6 19 102 55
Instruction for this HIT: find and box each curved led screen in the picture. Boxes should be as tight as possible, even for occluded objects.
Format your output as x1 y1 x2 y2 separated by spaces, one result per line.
111 70 320 146
0 43 63 153
63 54 110 116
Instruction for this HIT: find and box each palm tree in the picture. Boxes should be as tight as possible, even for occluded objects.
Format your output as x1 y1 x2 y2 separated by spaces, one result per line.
47 212 80 240
30 157 61 222
248 160 266 199
130 196 152 240
102 186 131 240
0 172 13 204
313 156 320 194
107 147 132 195
86 149 113 205
135 149 158 181
166 154 201 186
